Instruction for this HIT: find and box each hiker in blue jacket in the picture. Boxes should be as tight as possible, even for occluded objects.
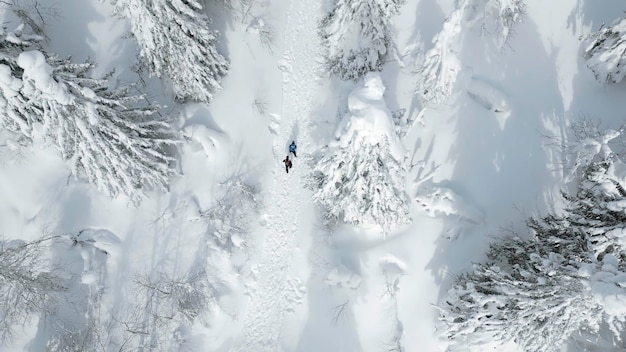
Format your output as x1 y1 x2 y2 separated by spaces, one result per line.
289 141 297 158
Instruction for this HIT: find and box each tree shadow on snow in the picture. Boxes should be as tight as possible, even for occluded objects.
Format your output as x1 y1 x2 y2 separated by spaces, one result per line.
412 0 447 53
44 0 114 71
297 223 380 352
567 0 626 36
425 17 565 304
565 1 626 130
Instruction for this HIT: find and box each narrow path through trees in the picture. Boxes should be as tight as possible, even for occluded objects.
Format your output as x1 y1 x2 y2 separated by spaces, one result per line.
231 0 321 350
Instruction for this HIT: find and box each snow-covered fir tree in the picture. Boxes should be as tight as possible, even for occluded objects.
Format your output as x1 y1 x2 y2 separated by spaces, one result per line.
108 0 228 102
416 0 525 105
320 0 404 81
439 128 626 351
583 16 626 84
439 216 603 351
0 24 178 202
415 8 463 105
566 159 626 263
309 73 410 234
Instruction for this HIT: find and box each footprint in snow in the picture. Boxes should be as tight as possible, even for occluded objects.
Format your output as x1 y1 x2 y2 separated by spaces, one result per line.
283 276 306 313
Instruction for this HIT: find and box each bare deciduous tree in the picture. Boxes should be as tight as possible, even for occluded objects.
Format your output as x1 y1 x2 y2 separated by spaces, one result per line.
0 235 66 344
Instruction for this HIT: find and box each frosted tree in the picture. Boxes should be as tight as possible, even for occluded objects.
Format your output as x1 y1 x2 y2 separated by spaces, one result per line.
123 272 218 350
0 24 178 202
0 236 67 344
309 73 410 234
583 16 626 84
416 0 525 105
108 0 228 102
415 9 464 105
0 24 41 137
320 0 404 81
467 0 526 49
439 127 626 351
565 160 626 263
439 216 603 351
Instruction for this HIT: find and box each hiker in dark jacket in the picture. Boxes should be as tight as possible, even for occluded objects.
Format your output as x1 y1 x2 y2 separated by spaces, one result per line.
282 155 293 173
289 141 297 158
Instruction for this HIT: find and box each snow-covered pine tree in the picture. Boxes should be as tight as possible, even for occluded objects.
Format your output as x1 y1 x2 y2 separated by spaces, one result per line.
320 0 404 81
439 216 603 352
565 158 626 264
108 0 228 102
0 24 178 202
0 24 41 137
439 126 626 351
311 139 409 234
416 0 525 105
583 16 626 84
309 73 410 234
415 8 463 105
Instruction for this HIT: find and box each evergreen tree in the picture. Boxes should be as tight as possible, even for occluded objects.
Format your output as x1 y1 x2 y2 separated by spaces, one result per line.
439 131 626 351
320 0 404 81
583 16 626 84
416 0 525 105
109 0 228 102
415 9 463 105
0 24 178 202
309 74 410 234
439 217 603 351
311 138 410 234
566 159 626 263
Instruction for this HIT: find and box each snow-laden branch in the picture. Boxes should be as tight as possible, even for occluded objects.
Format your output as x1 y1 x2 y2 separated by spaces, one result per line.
0 25 179 202
439 130 626 351
320 0 404 80
108 0 228 102
583 16 626 84
416 0 525 105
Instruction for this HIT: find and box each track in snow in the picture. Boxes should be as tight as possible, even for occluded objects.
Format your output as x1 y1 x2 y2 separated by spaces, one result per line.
231 0 322 350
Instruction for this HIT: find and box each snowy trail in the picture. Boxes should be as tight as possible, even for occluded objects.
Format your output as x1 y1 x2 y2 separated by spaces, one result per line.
231 0 321 350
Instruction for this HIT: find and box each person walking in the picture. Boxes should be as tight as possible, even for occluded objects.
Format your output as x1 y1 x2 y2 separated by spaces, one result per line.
289 141 297 158
282 155 293 173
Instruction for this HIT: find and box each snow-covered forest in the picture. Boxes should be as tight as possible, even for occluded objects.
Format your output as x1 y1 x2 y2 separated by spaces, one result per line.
1 0 626 351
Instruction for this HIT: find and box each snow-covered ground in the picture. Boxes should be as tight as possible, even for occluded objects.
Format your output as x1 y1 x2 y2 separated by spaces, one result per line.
3 0 626 351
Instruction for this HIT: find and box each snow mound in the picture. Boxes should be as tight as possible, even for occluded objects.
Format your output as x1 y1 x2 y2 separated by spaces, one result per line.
466 76 510 113
17 50 72 105
268 113 281 136
586 255 626 335
72 228 122 255
183 124 227 158
415 181 485 224
333 72 404 159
